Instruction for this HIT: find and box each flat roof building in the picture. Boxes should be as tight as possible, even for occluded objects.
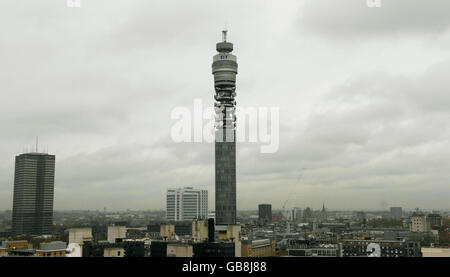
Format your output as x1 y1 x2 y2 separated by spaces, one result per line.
390 207 403 219
166 187 208 221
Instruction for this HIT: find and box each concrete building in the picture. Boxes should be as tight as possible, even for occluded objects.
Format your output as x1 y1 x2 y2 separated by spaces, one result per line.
103 247 125 257
192 242 236 257
390 207 403 219
167 244 193 257
82 241 144 257
107 226 127 243
427 214 443 228
36 241 67 257
241 239 275 257
422 247 450 257
173 221 192 237
410 213 429 233
213 30 238 226
208 211 215 221
292 207 302 223
150 240 236 257
341 239 422 257
68 228 93 245
258 204 272 224
12 153 55 235
217 224 241 257
192 220 209 242
166 187 208 221
287 244 340 257
0 240 34 257
160 224 175 241
0 247 7 257
2 240 30 250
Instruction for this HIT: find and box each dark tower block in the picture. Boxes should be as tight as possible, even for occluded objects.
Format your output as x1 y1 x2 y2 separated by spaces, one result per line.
212 30 238 225
12 153 55 235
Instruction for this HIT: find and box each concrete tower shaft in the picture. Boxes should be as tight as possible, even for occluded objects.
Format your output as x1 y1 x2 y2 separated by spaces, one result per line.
212 30 238 225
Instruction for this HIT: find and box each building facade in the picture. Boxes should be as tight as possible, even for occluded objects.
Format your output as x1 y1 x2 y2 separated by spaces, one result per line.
422 247 450 257
241 239 276 257
427 214 443 228
341 239 422 257
410 213 429 233
12 153 55 235
36 241 67 257
390 207 403 219
68 228 93 245
107 226 127 243
166 187 208 221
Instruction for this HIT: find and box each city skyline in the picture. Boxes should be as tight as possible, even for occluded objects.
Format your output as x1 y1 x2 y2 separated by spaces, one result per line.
1 0 450 211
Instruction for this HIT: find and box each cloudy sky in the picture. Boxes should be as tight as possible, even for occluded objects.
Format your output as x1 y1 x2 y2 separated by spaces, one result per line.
1 0 449 211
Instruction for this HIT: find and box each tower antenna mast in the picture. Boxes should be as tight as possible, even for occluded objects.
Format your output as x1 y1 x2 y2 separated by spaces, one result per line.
222 30 228 42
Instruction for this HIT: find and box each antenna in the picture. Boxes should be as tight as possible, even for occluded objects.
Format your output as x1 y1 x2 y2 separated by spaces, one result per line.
35 136 38 152
222 30 228 42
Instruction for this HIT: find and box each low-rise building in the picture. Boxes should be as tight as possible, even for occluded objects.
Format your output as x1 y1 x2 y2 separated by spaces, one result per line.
82 241 144 257
0 247 7 257
160 224 175 241
410 213 429 233
242 239 275 257
192 242 236 257
167 244 193 257
103 247 125 257
341 239 422 257
192 220 209 242
427 214 443 229
3 240 30 250
422 247 450 257
217 224 242 257
68 228 93 245
36 241 67 257
107 226 127 243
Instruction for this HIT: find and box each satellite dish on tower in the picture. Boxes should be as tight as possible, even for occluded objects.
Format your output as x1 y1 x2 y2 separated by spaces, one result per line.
367 243 381 257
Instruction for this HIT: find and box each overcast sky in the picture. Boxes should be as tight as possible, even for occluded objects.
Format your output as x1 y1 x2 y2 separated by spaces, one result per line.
1 0 449 211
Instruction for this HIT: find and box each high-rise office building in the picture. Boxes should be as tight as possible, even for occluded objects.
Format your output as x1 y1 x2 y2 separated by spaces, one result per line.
390 207 403 219
292 207 302 223
258 204 272 224
213 30 238 225
12 152 55 235
166 187 208 221
427 213 443 228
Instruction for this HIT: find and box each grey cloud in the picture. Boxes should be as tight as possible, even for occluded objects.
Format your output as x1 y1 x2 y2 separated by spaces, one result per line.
1 0 449 211
299 0 450 38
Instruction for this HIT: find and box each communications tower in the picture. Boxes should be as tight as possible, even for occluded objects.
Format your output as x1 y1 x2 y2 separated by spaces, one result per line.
212 30 238 225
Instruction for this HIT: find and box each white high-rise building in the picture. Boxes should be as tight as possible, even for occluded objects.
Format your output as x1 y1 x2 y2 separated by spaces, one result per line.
166 187 208 221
